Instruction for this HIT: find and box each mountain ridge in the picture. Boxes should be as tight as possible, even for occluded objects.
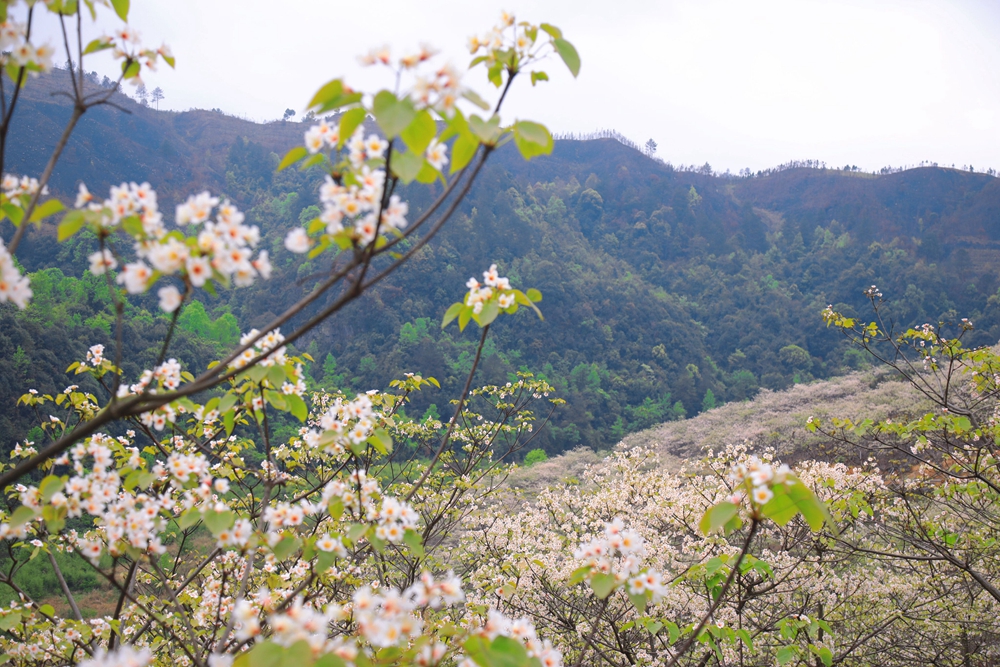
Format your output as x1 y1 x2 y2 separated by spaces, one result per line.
3 70 999 455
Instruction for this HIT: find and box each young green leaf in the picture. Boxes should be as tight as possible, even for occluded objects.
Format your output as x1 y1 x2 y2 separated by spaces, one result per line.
372 91 416 139
442 302 464 328
278 146 308 171
390 149 425 184
110 0 129 20
590 572 618 599
57 211 85 241
401 109 437 154
553 38 581 77
512 120 553 160
699 501 740 535
338 107 367 147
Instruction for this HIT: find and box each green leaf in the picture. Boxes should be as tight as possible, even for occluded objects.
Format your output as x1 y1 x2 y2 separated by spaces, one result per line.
403 528 425 557
308 79 362 113
316 549 337 573
487 61 504 88
530 71 549 86
401 109 437 154
241 639 312 667
9 505 35 528
776 647 796 665
121 215 143 238
442 302 464 328
285 393 308 422
346 523 367 544
313 654 346 667
223 409 235 436
42 505 65 533
121 59 139 80
267 364 286 388
761 484 798 526
272 535 300 561
83 38 113 55
415 161 442 184
110 0 128 20
372 90 416 139
590 573 617 599
278 146 308 171
30 199 65 223
219 393 238 414
539 23 563 39
464 635 535 667
338 107 367 147
815 647 833 667
526 288 542 302
203 509 235 536
264 389 287 411
477 299 500 326
462 89 490 110
553 38 580 77
628 592 647 613
450 133 479 173
513 120 553 160
705 556 726 576
0 613 21 631
568 565 592 585
699 501 740 535
367 428 393 455
57 211 85 241
38 475 64 503
2 203 23 226
458 306 472 331
298 153 326 171
308 79 344 110
390 149 425 184
178 507 201 530
641 618 663 635
469 114 502 144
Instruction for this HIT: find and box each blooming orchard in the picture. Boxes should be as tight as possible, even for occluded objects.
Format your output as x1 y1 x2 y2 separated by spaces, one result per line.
2 1 980 666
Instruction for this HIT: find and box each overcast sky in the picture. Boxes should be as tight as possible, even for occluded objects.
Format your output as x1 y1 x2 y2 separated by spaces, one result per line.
26 0 1000 173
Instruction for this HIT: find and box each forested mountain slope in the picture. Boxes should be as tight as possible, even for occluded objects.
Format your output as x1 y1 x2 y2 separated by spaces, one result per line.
3 70 999 455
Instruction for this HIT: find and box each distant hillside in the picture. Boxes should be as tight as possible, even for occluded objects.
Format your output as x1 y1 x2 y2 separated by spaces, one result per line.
2 70 998 456
508 368 928 493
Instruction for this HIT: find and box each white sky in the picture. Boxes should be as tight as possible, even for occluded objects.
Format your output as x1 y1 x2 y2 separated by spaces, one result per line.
25 0 1000 173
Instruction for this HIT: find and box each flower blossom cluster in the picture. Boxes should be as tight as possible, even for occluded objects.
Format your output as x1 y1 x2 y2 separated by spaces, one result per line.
465 263 514 314
302 392 381 454
4 434 173 560
111 358 185 429
467 12 549 77
0 173 52 308
359 43 464 115
319 469 419 544
230 328 288 370
96 24 174 83
574 518 668 603
286 126 411 251
0 237 30 308
353 571 465 648
729 456 792 506
0 19 55 73
2 173 47 200
77 182 271 303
